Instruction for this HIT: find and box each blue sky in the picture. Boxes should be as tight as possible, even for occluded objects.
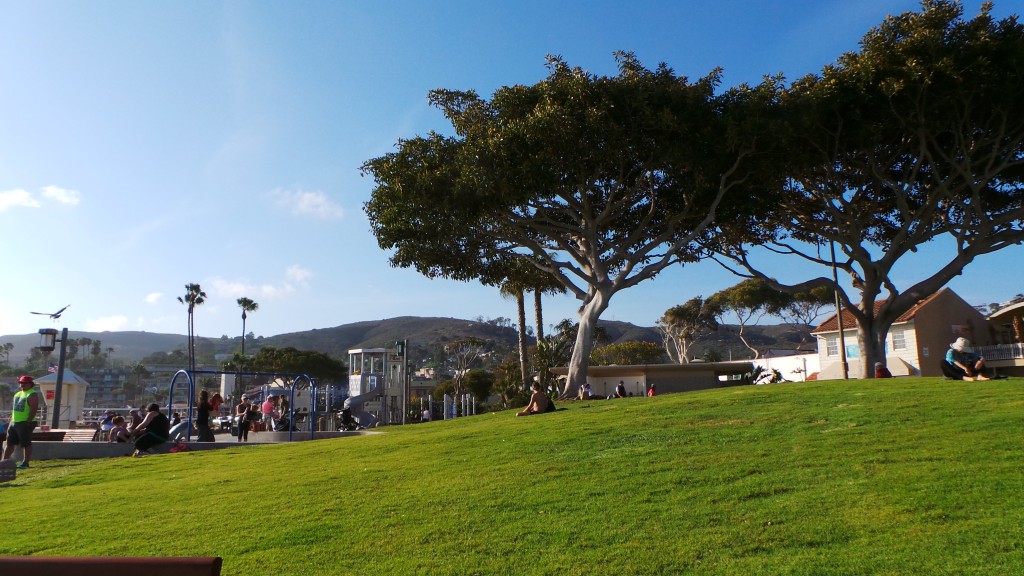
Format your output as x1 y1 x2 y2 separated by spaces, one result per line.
2 0 1021 340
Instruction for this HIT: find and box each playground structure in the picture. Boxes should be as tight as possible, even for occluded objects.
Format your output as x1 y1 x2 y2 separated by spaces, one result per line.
169 369 324 442
345 347 405 428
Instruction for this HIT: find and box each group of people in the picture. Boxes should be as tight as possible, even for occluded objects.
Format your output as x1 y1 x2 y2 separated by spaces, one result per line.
574 380 653 401
233 393 290 442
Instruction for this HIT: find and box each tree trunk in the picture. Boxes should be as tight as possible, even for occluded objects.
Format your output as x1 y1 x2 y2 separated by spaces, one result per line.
534 291 544 342
516 290 528 389
858 320 892 379
736 324 760 359
561 289 610 398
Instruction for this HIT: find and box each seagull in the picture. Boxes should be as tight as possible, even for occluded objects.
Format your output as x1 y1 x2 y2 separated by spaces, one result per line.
30 304 70 320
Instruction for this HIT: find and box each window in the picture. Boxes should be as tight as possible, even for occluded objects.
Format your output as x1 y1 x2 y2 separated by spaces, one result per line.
892 328 906 351
826 335 838 356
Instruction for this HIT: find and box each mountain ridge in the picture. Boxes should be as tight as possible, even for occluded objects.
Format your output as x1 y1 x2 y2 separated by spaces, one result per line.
1 316 812 366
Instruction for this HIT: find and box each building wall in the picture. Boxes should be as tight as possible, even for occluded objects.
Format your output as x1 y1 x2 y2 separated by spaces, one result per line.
816 329 862 380
815 290 991 379
911 290 991 377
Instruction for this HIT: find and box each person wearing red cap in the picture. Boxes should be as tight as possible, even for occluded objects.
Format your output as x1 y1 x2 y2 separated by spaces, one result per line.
3 375 42 469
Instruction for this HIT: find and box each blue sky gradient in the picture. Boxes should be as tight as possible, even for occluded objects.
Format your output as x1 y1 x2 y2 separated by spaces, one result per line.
2 1 1020 339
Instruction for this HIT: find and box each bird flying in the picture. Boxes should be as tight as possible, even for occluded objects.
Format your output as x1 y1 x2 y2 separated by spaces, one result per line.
30 304 70 320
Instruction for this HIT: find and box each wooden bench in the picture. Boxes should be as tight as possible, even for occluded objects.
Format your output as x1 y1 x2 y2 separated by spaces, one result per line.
29 430 67 442
0 556 222 575
0 429 103 443
62 429 102 442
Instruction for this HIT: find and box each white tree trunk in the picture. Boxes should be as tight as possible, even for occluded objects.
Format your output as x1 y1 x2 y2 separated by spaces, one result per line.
561 289 610 398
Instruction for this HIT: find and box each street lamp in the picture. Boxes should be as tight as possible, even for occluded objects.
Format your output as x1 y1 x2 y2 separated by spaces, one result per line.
38 327 69 429
829 240 850 379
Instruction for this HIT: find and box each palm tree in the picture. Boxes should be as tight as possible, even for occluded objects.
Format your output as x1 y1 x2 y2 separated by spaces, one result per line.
177 283 207 371
501 259 567 391
499 281 529 388
237 297 259 356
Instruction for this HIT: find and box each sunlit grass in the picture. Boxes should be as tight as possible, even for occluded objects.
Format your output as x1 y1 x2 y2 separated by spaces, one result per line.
2 377 1023 575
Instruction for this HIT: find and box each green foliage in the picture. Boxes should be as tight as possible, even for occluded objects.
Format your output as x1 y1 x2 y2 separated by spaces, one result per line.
590 340 666 366
245 346 347 383
714 1 1024 374
4 377 1024 575
363 52 784 395
430 379 455 404
707 279 794 358
462 369 495 402
658 296 719 363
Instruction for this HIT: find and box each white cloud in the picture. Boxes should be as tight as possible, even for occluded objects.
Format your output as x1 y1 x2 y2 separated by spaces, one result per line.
269 188 344 220
208 265 314 302
144 292 162 304
86 315 129 332
0 189 40 212
41 185 81 205
286 264 312 284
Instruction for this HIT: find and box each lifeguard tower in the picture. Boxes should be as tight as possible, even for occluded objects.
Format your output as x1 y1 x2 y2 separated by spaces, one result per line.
345 347 405 427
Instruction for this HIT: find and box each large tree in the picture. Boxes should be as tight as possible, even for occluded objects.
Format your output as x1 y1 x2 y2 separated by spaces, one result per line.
711 1 1024 376
657 297 719 364
706 279 792 359
775 285 835 350
445 337 486 398
363 53 780 397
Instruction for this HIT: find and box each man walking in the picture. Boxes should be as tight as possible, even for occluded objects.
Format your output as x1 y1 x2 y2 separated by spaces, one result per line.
4 375 42 469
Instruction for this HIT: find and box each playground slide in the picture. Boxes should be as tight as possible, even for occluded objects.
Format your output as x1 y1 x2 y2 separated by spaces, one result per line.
343 387 379 429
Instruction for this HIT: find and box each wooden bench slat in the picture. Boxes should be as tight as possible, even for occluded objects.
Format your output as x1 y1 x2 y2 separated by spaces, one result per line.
0 556 222 576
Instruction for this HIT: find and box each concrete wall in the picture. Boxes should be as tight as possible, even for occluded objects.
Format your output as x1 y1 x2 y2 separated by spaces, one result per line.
11 430 377 461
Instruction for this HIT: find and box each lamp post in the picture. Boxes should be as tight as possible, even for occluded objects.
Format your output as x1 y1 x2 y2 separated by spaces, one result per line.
38 327 69 429
829 240 850 379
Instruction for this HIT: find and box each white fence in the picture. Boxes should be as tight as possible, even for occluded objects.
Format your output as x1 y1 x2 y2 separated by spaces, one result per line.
979 343 1024 360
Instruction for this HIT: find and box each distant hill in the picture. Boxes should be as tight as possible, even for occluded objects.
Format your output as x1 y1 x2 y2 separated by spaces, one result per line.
2 317 814 366
1 331 187 366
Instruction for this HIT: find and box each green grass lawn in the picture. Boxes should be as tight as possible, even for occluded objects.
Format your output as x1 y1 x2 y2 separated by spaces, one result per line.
3 377 1023 575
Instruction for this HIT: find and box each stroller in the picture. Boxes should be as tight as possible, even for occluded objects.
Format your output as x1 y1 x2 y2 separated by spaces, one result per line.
339 408 361 431
274 417 299 432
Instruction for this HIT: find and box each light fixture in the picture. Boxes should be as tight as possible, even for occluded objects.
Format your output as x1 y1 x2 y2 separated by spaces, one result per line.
38 328 58 353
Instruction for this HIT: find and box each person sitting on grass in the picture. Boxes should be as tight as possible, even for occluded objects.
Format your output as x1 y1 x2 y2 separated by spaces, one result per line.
131 403 170 456
517 383 551 417
874 362 893 379
942 337 989 381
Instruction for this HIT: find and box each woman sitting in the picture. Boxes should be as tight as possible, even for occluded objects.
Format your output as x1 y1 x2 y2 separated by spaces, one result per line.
517 383 551 417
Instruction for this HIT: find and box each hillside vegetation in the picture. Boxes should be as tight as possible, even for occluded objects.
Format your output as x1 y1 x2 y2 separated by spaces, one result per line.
2 316 811 366
3 377 1022 575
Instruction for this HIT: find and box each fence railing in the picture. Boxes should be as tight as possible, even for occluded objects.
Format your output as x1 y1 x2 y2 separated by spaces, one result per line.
979 343 1024 361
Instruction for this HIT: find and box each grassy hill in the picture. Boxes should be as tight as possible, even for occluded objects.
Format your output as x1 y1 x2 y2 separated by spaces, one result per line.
3 376 1022 575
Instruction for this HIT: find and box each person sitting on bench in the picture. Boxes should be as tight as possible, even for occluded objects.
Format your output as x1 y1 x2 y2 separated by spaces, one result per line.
942 337 989 381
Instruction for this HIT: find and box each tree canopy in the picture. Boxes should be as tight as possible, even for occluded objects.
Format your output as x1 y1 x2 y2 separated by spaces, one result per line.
364 53 782 396
657 297 719 364
710 1 1024 375
706 279 792 359
245 346 347 384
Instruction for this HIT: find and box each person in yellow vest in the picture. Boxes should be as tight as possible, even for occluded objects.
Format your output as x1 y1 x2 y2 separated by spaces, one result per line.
3 375 42 469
